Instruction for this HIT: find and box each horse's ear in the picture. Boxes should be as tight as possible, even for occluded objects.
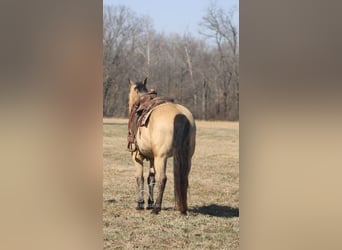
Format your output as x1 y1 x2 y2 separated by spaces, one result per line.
143 77 148 86
128 78 134 87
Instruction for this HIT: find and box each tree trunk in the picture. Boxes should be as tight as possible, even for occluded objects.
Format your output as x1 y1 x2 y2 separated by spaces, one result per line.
202 79 208 120
184 44 197 115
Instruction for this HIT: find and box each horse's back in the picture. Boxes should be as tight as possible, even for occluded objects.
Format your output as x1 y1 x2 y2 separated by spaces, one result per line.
151 103 195 125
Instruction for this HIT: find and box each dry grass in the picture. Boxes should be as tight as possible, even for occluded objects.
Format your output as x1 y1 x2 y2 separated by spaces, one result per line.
103 118 239 249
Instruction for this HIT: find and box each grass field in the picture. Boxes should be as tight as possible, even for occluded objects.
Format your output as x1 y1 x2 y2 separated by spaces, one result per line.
103 118 239 249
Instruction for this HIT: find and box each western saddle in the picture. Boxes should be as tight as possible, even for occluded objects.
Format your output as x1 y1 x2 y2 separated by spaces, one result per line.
127 90 174 152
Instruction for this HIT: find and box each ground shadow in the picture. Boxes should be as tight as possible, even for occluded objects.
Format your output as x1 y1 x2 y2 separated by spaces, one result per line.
105 199 117 204
189 204 239 218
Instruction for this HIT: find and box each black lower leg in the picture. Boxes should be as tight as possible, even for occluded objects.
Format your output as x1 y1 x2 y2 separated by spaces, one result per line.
147 173 155 209
152 176 167 214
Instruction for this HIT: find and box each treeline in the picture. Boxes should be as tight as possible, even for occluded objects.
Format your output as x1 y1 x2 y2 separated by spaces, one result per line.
103 3 239 120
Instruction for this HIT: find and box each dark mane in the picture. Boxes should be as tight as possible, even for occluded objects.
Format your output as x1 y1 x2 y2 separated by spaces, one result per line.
134 81 148 94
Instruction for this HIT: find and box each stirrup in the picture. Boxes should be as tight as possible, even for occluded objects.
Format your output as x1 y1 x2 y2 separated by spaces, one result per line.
127 142 137 152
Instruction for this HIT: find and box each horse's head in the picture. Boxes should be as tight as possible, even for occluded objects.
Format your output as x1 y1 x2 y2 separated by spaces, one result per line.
128 78 148 111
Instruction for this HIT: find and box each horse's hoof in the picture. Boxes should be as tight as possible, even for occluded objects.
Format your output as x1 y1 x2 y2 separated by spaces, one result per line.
180 211 187 215
136 203 145 210
146 203 154 210
151 208 161 214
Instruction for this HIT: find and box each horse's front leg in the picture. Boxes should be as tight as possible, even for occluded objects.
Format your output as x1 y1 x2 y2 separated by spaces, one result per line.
147 158 155 210
132 152 145 210
151 156 167 214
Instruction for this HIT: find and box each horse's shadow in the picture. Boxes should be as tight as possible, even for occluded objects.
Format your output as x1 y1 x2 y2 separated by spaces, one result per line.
189 204 239 218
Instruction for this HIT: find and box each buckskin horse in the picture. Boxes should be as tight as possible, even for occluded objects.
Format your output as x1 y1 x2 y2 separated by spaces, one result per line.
127 78 196 214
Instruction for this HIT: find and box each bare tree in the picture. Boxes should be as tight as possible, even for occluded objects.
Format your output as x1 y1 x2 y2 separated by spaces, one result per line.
183 33 197 110
102 3 239 120
200 2 239 120
103 5 145 116
135 16 154 77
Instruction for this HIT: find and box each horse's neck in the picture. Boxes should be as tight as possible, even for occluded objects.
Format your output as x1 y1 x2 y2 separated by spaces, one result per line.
128 100 136 113
129 94 140 113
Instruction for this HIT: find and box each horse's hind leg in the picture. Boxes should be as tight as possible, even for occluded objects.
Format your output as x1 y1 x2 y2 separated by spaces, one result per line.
147 159 155 210
151 157 167 214
132 152 145 210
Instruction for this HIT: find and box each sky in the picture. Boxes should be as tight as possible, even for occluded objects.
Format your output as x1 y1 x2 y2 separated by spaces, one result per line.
103 0 239 36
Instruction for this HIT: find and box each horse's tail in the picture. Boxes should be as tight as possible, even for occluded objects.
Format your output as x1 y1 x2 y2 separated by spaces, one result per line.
173 114 191 214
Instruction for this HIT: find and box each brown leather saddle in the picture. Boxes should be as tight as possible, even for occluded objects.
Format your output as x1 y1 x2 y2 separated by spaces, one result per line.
127 90 174 152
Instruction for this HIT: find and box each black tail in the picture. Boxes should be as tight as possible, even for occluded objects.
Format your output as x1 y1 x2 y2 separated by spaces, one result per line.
173 114 191 214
